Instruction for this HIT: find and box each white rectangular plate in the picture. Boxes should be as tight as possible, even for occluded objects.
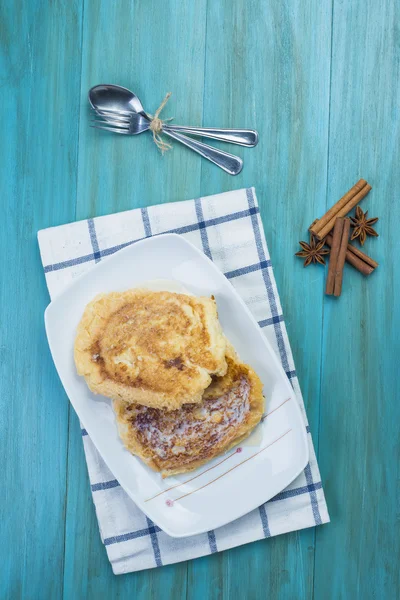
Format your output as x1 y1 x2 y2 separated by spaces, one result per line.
45 233 308 537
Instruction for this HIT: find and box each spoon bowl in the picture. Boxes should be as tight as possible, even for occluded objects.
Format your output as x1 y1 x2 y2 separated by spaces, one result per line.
89 84 147 116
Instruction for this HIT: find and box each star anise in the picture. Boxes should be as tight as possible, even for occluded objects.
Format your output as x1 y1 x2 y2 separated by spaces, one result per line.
350 206 379 246
295 235 329 267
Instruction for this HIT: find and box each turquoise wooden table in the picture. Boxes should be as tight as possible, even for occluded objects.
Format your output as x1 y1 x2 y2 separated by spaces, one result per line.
1 1 399 598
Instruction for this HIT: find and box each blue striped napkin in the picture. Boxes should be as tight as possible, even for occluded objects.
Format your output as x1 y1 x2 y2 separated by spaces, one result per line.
38 187 329 575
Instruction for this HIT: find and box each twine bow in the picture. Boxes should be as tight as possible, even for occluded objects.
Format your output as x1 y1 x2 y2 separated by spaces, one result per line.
148 92 173 154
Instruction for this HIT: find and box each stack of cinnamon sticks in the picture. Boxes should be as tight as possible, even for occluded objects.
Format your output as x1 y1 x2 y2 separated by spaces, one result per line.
310 179 371 240
309 179 378 296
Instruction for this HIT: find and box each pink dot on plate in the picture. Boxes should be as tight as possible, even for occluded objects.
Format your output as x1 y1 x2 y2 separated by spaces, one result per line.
166 499 174 507
236 447 243 453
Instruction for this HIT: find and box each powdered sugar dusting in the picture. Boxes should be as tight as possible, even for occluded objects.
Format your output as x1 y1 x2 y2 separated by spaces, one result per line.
132 378 251 461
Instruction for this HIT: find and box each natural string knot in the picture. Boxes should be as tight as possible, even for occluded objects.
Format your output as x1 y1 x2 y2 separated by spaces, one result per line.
148 92 173 154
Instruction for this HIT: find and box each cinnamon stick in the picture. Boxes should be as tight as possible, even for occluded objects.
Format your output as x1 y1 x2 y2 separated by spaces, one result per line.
310 179 371 240
311 217 378 275
325 217 344 295
345 243 378 269
325 234 378 275
333 218 351 296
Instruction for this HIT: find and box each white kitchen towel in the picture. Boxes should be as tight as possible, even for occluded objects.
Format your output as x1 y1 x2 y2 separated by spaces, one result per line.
38 187 329 575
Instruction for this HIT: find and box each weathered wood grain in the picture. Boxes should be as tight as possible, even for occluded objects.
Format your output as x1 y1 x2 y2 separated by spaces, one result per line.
2 0 400 597
314 1 400 598
0 0 83 598
187 1 332 598
62 1 207 597
75 0 208 220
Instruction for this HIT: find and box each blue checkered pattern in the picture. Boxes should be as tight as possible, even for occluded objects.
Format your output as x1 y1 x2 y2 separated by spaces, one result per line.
38 187 329 575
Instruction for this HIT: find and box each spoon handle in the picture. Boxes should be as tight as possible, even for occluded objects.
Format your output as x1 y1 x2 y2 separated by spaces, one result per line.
162 130 243 176
164 125 258 147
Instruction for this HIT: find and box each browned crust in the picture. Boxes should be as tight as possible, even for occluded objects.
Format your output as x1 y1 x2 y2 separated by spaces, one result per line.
74 289 227 410
113 351 265 477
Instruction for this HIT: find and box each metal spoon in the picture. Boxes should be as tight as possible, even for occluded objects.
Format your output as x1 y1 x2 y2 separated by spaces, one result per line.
88 84 258 147
89 85 244 175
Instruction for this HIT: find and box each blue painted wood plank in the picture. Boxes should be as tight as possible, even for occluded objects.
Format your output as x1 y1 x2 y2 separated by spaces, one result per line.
62 1 207 597
75 0 208 220
0 0 83 598
2 0 399 595
187 1 332 598
315 1 400 598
